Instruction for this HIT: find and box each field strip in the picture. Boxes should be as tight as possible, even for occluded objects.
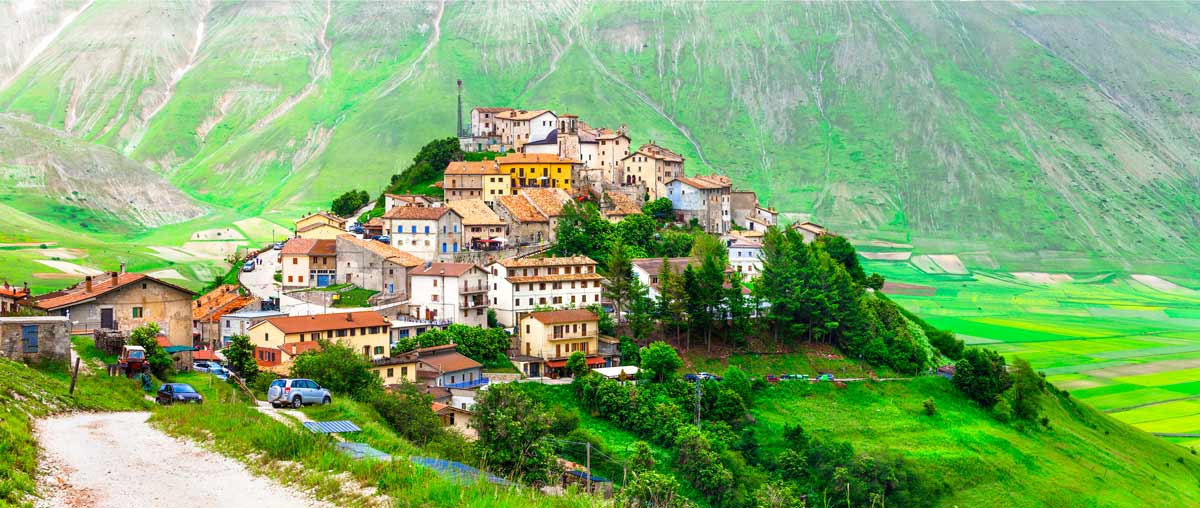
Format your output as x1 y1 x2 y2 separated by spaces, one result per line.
981 328 1193 345
1107 396 1200 415
1090 344 1200 360
1039 361 1134 376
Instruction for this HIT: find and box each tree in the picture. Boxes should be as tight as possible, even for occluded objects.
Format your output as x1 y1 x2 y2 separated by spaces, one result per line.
619 336 642 365
674 425 734 502
603 242 635 323
689 234 729 268
129 322 173 380
694 250 727 350
654 229 695 258
642 198 674 222
725 269 753 347
369 382 442 444
953 347 1011 408
817 235 866 283
640 341 682 383
630 441 657 473
627 277 656 341
618 213 659 250
290 340 382 400
723 366 752 407
754 481 801 508
392 324 510 363
330 189 370 217
589 304 615 336
657 259 687 342
224 334 259 384
566 351 589 379
553 201 613 263
1005 357 1045 422
472 383 557 485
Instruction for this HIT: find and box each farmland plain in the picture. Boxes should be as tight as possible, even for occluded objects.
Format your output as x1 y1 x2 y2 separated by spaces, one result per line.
865 257 1200 439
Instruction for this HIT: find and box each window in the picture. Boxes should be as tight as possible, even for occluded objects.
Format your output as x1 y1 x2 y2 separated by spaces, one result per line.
299 276 304 282
350 328 357 336
582 323 588 335
132 307 143 318
424 225 430 233
299 333 305 341
401 366 408 377
337 329 347 337
374 346 384 355
292 257 297 265
432 294 439 302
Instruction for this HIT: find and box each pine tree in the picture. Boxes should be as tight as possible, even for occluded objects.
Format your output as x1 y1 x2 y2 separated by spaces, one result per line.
603 242 634 323
627 277 656 341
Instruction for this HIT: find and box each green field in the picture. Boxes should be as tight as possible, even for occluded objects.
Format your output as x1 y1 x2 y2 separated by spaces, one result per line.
864 257 1200 438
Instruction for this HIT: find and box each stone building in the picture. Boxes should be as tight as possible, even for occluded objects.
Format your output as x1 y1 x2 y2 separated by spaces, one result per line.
335 234 423 300
0 316 70 363
620 142 684 200
32 271 195 349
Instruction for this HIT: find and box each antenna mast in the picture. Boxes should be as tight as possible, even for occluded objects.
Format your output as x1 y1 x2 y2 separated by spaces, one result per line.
456 79 464 137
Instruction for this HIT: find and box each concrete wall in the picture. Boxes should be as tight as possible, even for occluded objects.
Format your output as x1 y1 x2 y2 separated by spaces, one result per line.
0 317 70 362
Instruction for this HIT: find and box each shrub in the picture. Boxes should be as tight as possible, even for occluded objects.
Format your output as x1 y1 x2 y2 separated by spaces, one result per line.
224 334 259 385
289 340 382 400
369 383 443 445
129 323 173 381
923 398 937 416
640 341 682 383
953 347 1011 408
472 383 557 485
565 351 588 379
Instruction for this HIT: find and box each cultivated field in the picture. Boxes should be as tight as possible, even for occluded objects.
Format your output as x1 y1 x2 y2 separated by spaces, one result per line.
865 257 1200 438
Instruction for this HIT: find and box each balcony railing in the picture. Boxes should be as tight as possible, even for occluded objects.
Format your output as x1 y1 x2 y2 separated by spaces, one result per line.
444 377 489 389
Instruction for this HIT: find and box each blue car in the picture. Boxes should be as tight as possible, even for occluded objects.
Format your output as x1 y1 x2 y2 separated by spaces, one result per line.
374 235 390 244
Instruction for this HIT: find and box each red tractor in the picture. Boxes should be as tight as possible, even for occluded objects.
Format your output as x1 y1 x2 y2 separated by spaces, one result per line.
117 345 149 377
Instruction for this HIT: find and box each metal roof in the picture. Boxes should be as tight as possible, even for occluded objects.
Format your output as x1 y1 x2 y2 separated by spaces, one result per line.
163 346 198 354
302 420 362 434
565 470 610 483
410 457 514 486
335 442 392 461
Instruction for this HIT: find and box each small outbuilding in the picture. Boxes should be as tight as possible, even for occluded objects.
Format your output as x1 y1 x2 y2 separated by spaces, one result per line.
0 316 70 363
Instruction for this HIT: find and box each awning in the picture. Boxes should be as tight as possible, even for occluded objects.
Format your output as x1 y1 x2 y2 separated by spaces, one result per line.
164 346 198 354
545 356 605 369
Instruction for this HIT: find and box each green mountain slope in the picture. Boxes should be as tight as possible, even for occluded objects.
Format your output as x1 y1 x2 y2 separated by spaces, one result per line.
0 1 1197 269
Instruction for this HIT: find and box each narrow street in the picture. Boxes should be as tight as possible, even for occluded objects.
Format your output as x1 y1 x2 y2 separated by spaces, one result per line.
35 412 326 508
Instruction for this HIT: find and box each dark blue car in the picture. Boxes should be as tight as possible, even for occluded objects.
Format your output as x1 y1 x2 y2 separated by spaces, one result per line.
156 383 203 405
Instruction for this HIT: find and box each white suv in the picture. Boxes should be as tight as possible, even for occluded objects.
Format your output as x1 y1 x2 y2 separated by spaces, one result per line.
267 378 332 408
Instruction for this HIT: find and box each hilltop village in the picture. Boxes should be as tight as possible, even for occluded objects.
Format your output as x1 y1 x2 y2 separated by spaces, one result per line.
3 105 976 506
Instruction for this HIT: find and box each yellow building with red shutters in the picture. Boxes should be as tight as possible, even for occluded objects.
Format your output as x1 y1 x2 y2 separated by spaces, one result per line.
495 153 580 192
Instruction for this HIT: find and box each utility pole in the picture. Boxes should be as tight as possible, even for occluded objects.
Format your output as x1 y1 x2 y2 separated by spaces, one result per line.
694 379 702 431
585 441 592 495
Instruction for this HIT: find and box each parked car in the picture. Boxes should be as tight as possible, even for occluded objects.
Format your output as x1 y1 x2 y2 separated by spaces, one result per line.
350 224 364 234
193 360 215 373
683 373 699 382
697 372 723 381
817 374 835 382
156 383 203 405
242 261 255 272
373 235 390 244
272 242 283 250
208 364 229 380
267 378 332 408
765 375 781 384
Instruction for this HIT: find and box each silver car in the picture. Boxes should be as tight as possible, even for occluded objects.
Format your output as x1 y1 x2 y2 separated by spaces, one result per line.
267 378 331 408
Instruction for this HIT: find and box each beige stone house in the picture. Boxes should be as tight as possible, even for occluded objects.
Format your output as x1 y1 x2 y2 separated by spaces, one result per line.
447 199 508 248
280 238 337 288
335 234 423 300
486 256 603 327
494 194 552 246
33 271 195 348
620 142 684 200
407 262 489 326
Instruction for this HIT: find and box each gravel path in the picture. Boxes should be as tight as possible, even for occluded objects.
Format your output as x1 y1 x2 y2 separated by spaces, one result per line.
35 412 325 508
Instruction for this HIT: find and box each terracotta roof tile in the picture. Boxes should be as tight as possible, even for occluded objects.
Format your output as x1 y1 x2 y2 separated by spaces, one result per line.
192 284 254 321
631 257 697 275
496 195 548 223
495 153 581 165
296 222 343 233
34 272 194 310
444 161 499 175
506 273 603 284
670 175 731 190
420 352 482 373
336 235 423 267
280 341 323 356
521 188 571 217
309 240 337 256
410 263 484 278
258 311 390 334
527 309 598 325
0 285 30 299
604 193 640 216
382 206 454 221
624 142 683 163
494 255 596 268
495 109 553 121
447 199 506 226
473 107 513 114
296 211 347 225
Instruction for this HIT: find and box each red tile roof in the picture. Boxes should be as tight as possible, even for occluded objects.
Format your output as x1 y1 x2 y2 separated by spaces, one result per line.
280 341 323 357
444 161 499 175
193 349 219 361
473 107 514 114
382 206 454 221
526 309 598 325
624 142 683 163
420 352 482 374
33 272 195 311
669 175 731 190
258 311 390 334
495 153 581 165
521 188 571 217
497 195 548 223
495 255 596 269
281 238 338 256
495 109 553 121
0 285 29 299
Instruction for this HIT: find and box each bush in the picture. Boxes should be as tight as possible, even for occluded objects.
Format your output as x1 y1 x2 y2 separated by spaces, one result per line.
923 397 937 416
330 189 370 217
953 347 1011 408
224 334 259 385
394 325 510 363
369 383 442 445
472 383 557 485
565 351 588 379
640 341 682 383
289 341 382 400
128 323 173 381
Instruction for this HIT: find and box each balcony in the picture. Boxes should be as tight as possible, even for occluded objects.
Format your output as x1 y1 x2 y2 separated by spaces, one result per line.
461 284 488 295
444 377 489 389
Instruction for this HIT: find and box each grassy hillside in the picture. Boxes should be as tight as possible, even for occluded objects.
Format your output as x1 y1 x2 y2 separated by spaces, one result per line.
0 1 1197 275
521 373 1200 508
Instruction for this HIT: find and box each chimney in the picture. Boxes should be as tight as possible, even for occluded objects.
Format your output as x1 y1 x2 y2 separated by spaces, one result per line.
111 272 119 286
85 276 92 292
347 313 354 322
119 262 126 274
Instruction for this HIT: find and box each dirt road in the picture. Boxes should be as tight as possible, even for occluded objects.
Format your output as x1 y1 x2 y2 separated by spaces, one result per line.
35 412 325 508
